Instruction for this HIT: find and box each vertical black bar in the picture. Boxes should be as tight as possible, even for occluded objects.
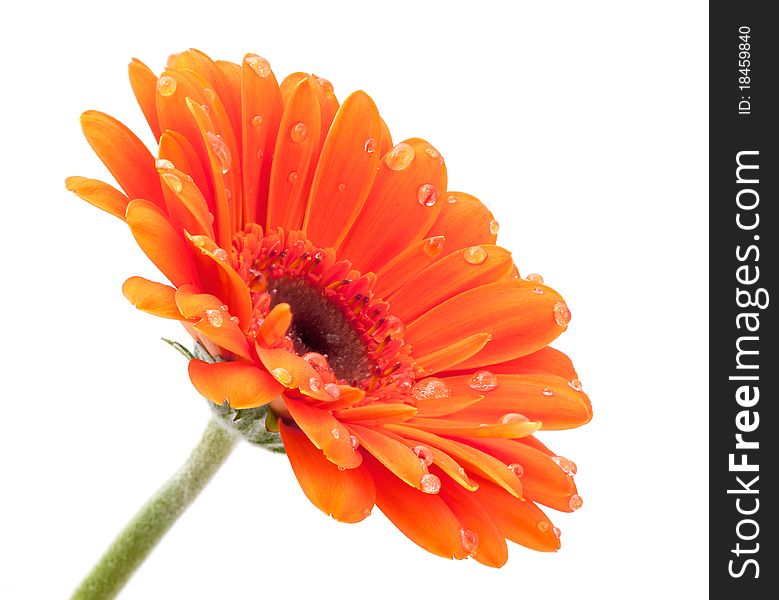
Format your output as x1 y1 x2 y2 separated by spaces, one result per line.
710 2 776 597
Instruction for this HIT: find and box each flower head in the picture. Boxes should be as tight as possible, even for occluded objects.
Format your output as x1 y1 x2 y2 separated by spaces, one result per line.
67 49 592 567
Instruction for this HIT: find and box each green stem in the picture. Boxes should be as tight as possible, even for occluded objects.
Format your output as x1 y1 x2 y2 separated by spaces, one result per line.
70 418 239 600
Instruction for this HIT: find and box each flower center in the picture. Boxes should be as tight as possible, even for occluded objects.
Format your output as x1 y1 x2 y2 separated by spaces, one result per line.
232 225 414 394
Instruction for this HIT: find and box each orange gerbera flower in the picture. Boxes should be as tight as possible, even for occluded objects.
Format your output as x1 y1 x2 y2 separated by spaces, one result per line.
66 49 592 567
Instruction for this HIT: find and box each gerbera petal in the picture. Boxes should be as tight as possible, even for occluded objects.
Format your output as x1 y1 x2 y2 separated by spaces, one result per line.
426 191 498 251
338 138 447 273
80 111 164 208
267 77 322 231
158 167 214 238
373 236 447 300
332 403 417 422
442 373 593 430
125 199 197 288
348 423 427 490
414 333 492 376
122 276 181 320
128 58 161 140
256 302 292 346
282 396 362 469
158 131 213 206
389 245 514 323
188 358 281 409
65 176 129 220
241 53 283 226
303 91 383 248
408 417 541 439
255 346 331 401
405 281 569 369
366 456 466 560
412 392 484 418
279 421 375 523
486 346 579 380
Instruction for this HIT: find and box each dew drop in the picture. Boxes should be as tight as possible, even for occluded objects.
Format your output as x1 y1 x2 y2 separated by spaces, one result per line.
364 137 376 154
290 121 308 143
213 248 229 262
205 308 223 328
424 146 439 159
251 115 264 127
220 304 229 311
552 456 577 476
350 434 360 449
316 77 334 94
532 287 544 295
324 383 341 399
206 132 232 173
537 521 550 533
230 316 239 325
463 245 487 265
446 194 457 204
526 273 544 283
270 367 293 386
384 316 405 339
330 426 341 439
508 463 524 477
384 142 415 170
420 473 441 494
417 183 439 207
553 301 571 327
489 219 500 235
459 528 479 555
423 236 446 257
288 171 299 184
303 352 329 372
568 494 584 511
157 75 177 97
500 413 529 424
469 370 498 392
568 379 583 391
245 54 272 78
413 445 434 467
411 378 450 401
337 182 346 192
542 387 554 397
553 527 562 538
155 158 175 170
256 149 265 160
161 172 183 193
309 377 322 392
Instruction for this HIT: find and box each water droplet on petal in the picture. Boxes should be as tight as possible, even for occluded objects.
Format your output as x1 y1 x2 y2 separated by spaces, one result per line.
330 426 341 439
161 172 183 193
537 521 550 533
213 248 229 262
420 473 441 494
309 377 322 392
350 434 360 449
417 183 439 207
412 378 450 401
337 182 346 192
303 352 329 372
463 246 487 265
251 114 264 127
245 54 272 77
270 367 293 386
157 75 177 96
324 383 341 399
413 445 434 467
425 146 439 159
469 370 498 392
569 494 584 511
384 142 415 170
489 220 500 235
500 413 529 424
205 308 223 328
364 137 376 154
508 463 524 477
526 273 544 283
206 132 232 174
459 528 479 555
446 194 457 204
229 316 239 325
362 508 372 517
553 526 562 538
156 158 175 170
316 77 334 93
568 379 583 391
533 287 544 295
290 121 308 142
384 316 405 339
542 387 554 396
552 456 577 475
288 171 299 184
553 301 571 327
423 236 446 257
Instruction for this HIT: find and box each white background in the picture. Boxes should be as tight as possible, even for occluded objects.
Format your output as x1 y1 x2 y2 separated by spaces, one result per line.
0 1 708 598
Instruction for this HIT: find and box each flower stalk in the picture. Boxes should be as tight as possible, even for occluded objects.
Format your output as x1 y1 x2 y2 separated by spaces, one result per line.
70 418 239 600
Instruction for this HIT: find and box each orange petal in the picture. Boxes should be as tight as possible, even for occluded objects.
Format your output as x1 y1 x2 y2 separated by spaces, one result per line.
373 236 447 300
486 346 578 380
338 138 447 273
440 482 508 567
65 176 129 220
413 392 484 418
426 191 497 251
158 131 212 206
303 91 383 248
240 54 283 226
389 245 514 323
280 421 375 523
414 333 492 376
392 435 478 491
122 276 181 319
283 396 362 469
80 111 163 208
405 281 569 370
188 359 281 409
128 58 161 140
125 199 197 287
442 373 592 430
348 423 427 490
255 346 331 401
256 303 292 346
366 455 466 560
406 416 541 439
158 167 214 238
267 77 322 231
332 403 418 423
